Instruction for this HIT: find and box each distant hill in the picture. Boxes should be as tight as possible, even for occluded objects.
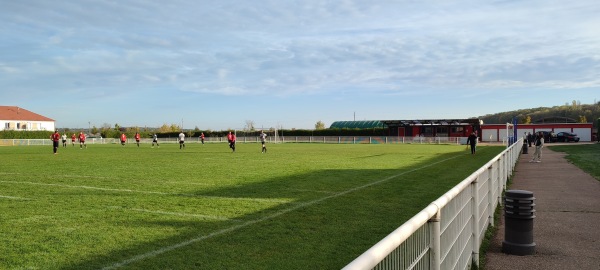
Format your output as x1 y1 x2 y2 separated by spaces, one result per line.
479 101 600 127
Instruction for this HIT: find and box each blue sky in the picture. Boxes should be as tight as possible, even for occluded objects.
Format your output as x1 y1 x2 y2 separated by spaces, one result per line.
1 1 599 130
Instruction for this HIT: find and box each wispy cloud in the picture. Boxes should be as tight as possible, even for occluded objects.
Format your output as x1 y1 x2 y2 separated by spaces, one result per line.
1 0 599 128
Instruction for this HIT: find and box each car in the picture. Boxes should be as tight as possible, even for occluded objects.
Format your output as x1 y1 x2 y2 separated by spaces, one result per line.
556 132 580 142
538 131 557 143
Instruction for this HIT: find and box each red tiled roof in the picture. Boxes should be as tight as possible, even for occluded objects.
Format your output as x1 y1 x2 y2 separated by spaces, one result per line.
0 106 55 122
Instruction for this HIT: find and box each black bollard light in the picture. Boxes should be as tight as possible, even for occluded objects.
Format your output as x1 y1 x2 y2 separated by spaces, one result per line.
502 190 536 255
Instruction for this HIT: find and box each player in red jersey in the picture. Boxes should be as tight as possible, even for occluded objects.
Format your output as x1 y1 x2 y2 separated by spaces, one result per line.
71 133 76 146
120 133 127 146
200 132 205 145
230 132 236 152
134 132 141 147
78 132 87 149
51 130 60 154
227 132 233 151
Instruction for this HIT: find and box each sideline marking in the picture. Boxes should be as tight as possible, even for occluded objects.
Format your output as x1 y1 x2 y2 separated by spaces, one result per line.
102 151 477 269
0 180 290 204
0 172 110 179
0 195 30 200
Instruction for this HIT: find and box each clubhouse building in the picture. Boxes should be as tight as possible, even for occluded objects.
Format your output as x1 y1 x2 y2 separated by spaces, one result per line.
330 118 594 142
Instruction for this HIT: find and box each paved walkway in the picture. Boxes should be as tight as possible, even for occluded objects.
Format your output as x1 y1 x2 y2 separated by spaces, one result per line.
485 147 600 270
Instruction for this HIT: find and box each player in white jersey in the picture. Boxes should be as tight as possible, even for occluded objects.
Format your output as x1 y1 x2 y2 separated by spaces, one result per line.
178 131 185 149
259 130 267 153
152 134 160 148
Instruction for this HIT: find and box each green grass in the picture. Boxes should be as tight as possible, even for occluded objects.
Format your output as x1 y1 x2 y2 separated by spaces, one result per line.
0 142 504 269
549 143 600 181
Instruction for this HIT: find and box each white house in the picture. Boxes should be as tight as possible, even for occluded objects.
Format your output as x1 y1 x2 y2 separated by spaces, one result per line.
0 106 55 131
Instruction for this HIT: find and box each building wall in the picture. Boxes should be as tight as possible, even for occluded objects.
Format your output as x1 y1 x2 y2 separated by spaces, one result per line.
1 120 55 131
573 128 592 141
481 123 593 142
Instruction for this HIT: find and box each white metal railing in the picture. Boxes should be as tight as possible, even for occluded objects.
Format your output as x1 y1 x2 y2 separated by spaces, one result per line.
2 136 521 270
343 139 523 270
0 139 52 146
1 136 471 146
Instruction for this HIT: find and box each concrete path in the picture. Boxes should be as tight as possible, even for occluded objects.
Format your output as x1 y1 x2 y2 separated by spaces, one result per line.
485 147 600 270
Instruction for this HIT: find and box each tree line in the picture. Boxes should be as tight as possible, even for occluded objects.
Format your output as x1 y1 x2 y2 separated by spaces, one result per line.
0 126 386 139
479 100 600 127
5 101 598 140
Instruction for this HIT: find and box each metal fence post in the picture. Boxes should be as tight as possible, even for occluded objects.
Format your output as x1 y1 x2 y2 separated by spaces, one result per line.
488 164 495 226
472 176 480 267
429 210 441 270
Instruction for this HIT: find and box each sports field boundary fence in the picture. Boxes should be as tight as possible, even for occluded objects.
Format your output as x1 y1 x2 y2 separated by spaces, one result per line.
0 136 473 146
1 136 521 269
343 138 523 270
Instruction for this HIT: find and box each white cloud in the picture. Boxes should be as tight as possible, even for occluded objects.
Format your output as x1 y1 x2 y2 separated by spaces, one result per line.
2 0 599 128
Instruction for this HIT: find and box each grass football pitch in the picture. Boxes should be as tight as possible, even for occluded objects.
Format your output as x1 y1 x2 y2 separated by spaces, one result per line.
0 142 504 269
549 143 600 181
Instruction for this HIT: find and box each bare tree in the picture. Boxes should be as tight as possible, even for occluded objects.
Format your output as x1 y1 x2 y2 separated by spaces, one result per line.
245 120 255 131
315 120 326 130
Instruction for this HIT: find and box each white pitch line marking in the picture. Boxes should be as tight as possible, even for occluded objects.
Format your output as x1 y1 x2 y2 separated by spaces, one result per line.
0 195 30 200
163 181 215 186
0 180 291 204
129 208 235 222
102 151 472 269
0 172 111 179
285 188 336 194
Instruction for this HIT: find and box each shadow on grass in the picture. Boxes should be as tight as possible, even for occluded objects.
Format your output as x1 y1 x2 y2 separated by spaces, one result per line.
57 147 503 270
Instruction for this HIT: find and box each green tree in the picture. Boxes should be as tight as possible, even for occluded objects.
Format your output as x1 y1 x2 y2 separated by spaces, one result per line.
170 124 181 132
158 124 169 133
521 115 531 124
